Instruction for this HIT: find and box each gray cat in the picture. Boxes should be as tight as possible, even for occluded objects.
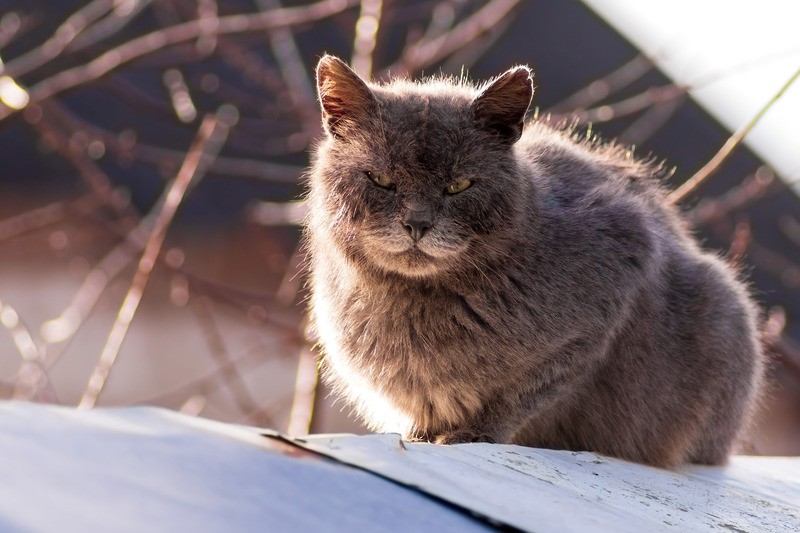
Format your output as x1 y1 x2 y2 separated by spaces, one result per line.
304 55 764 467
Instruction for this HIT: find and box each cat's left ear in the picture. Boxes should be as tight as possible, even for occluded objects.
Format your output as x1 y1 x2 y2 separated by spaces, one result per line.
472 66 533 144
316 55 376 138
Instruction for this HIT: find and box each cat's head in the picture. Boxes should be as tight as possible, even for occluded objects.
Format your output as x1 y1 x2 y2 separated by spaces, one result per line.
309 55 534 279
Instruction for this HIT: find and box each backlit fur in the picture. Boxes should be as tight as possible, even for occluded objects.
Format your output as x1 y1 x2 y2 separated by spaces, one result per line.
304 56 764 467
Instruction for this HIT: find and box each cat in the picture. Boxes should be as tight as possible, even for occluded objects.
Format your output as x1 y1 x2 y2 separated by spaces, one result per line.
303 54 764 467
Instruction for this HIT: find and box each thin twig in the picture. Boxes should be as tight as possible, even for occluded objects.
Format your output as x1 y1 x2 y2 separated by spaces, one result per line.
68 0 153 54
286 345 319 435
257 0 317 111
618 94 686 145
39 226 143 347
387 0 521 77
548 54 653 114
3 0 116 78
1 300 51 402
78 111 233 409
670 68 800 204
0 11 24 49
441 9 512 74
686 167 778 226
727 218 751 267
550 84 685 125
0 193 103 242
0 0 358 122
351 0 383 78
138 336 296 406
192 295 261 420
41 101 303 182
31 102 134 218
275 244 307 306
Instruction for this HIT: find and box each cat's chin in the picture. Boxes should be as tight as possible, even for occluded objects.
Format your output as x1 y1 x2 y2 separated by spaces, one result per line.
371 248 448 279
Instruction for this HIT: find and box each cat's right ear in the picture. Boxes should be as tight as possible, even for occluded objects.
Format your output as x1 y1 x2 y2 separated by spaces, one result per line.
316 55 375 139
472 66 533 144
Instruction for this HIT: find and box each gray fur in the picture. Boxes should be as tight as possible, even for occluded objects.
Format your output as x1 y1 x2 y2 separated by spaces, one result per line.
304 55 764 467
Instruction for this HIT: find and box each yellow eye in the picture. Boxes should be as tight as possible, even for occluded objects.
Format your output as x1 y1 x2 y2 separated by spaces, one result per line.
446 179 472 194
366 171 394 189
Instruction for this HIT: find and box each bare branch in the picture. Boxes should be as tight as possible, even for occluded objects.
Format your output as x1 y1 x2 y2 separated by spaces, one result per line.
352 0 383 78
248 200 308 226
0 11 24 49
192 296 261 421
286 345 319 435
0 0 358 122
78 111 233 409
257 0 317 113
670 68 800 203
727 218 751 267
387 0 521 77
138 337 298 407
618 94 685 145
0 300 52 402
0 194 103 242
68 0 153 54
687 167 778 226
3 0 117 78
548 54 653 114
550 84 685 125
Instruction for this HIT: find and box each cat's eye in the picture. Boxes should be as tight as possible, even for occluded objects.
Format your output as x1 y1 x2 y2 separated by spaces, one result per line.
445 179 473 195
365 171 394 189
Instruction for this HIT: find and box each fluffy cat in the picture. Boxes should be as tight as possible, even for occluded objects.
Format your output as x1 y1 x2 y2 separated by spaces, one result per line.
304 55 764 467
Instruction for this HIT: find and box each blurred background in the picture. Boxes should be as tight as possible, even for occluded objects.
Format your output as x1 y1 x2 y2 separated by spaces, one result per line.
0 0 798 454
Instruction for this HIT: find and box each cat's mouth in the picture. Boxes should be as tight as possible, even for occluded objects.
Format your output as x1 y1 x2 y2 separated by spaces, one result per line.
396 245 440 277
373 244 445 278
397 246 436 267
361 230 468 278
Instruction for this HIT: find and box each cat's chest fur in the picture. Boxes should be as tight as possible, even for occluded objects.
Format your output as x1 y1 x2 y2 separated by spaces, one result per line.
312 264 525 435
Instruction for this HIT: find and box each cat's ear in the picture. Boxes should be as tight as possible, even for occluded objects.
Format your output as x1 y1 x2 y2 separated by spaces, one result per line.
472 66 533 144
316 55 375 138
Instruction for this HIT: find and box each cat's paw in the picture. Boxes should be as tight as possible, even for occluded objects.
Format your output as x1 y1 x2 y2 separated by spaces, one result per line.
434 429 496 445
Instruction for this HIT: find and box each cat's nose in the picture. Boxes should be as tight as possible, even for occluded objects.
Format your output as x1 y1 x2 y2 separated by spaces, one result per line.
402 211 432 242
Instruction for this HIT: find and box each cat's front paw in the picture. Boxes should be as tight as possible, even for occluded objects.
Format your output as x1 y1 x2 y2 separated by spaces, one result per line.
434 429 496 445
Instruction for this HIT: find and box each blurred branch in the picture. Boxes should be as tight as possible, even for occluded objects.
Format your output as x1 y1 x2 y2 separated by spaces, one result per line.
0 11 24 49
69 0 153 54
778 215 800 250
0 300 53 402
139 336 299 408
352 0 383 78
550 84 685 125
727 218 751 267
387 0 521 77
79 110 234 409
0 0 358 122
39 101 304 182
30 102 135 218
192 296 261 422
5 0 122 78
548 54 653 113
286 345 319 435
0 193 104 242
275 244 307 306
618 94 685 145
258 0 318 121
670 68 800 203
768 332 800 382
441 9 511 74
249 200 308 226
686 167 778 226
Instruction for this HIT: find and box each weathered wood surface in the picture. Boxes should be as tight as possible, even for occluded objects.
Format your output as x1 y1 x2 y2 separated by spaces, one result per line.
1 402 797 532
296 433 800 532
